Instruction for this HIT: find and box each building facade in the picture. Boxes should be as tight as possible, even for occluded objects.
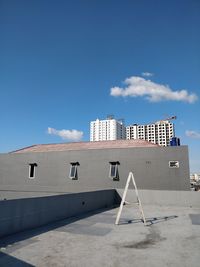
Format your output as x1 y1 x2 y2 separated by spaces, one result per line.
90 117 126 141
126 120 175 146
0 140 190 201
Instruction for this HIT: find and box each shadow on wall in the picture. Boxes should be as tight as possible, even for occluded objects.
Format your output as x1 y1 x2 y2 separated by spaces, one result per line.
0 206 117 250
0 189 121 241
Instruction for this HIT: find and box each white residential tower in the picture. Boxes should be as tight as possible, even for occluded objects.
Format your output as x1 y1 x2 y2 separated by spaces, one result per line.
126 120 175 146
90 116 126 141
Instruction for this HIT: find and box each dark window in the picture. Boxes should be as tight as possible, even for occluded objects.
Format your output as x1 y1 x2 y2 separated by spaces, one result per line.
29 163 37 179
109 161 120 180
69 162 79 179
169 161 179 168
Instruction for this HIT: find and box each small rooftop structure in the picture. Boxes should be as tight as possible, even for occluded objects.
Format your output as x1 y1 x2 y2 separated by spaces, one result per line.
11 139 159 154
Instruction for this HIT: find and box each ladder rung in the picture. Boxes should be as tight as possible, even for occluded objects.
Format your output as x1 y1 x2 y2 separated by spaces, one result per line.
124 201 139 205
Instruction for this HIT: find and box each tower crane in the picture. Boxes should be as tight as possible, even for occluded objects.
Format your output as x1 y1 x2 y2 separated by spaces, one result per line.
154 115 177 124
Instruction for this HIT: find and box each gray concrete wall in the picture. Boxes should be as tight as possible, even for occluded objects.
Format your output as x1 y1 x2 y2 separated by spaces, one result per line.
0 146 190 199
117 189 200 208
0 189 120 238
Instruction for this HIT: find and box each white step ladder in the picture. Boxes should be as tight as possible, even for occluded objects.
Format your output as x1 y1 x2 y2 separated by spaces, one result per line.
115 172 147 226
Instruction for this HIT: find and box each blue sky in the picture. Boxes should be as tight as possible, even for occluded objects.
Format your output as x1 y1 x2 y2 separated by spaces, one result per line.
0 0 199 173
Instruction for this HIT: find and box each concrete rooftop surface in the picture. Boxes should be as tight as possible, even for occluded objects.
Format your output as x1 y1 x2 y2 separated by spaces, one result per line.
0 204 200 267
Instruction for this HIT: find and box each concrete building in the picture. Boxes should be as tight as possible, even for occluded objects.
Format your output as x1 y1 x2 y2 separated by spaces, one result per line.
190 173 200 191
1 139 199 261
126 120 175 146
90 116 126 141
0 139 190 201
190 173 200 182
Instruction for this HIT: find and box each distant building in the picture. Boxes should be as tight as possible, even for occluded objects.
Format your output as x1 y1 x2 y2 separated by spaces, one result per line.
190 173 200 191
126 120 175 146
190 173 200 182
90 116 126 141
170 137 180 147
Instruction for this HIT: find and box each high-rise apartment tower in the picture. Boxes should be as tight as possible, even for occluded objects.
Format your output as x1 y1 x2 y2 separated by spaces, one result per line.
126 120 175 146
90 116 126 141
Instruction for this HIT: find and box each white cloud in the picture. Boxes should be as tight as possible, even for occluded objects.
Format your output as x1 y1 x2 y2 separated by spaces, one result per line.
110 76 198 103
142 72 154 77
47 127 83 141
185 130 200 139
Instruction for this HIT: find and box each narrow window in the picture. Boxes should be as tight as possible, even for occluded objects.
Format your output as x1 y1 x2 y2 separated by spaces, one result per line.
109 161 120 180
69 162 79 180
169 161 179 168
29 163 37 179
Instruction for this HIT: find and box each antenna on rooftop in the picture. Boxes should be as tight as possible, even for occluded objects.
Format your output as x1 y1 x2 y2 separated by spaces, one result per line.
107 114 114 120
118 118 125 124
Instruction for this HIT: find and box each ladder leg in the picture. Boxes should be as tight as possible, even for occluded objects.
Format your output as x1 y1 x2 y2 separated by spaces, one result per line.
131 174 147 225
115 173 132 225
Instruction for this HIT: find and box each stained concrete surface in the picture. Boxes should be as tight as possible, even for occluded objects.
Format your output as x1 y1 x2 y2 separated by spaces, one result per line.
0 204 200 267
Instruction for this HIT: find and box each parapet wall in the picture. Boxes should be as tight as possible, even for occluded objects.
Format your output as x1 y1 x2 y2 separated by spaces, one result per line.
117 189 200 208
0 189 120 238
0 189 199 239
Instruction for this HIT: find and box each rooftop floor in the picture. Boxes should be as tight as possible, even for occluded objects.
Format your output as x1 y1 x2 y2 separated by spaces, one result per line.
0 204 200 267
